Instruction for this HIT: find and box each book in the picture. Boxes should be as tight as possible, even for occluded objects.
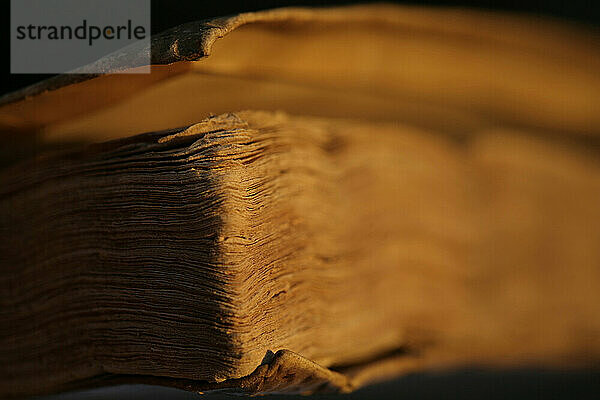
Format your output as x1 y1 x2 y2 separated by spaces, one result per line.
1 4 600 398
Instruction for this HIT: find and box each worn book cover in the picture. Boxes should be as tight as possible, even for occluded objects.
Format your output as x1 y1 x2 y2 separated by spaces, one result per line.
1 3 600 398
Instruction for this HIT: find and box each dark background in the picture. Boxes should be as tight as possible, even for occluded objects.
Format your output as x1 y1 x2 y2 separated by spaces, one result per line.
36 370 600 400
5 1 600 398
1 0 599 97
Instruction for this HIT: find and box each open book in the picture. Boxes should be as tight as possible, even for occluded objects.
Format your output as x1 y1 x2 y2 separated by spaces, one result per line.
2 5 600 398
